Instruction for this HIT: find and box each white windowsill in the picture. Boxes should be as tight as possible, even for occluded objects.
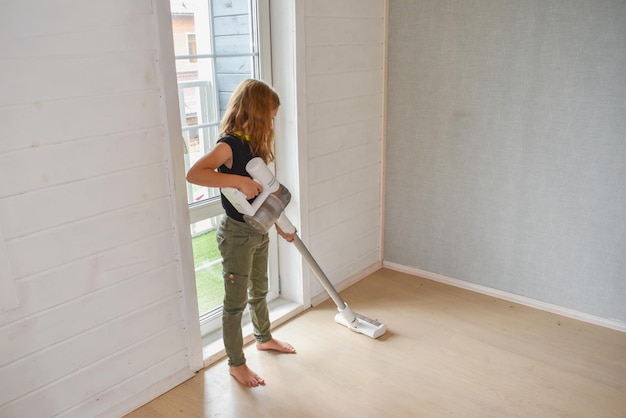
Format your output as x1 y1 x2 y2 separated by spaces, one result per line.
201 298 304 368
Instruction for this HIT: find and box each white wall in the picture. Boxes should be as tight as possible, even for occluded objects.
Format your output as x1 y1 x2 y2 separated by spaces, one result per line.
0 1 202 416
295 0 386 304
385 0 626 326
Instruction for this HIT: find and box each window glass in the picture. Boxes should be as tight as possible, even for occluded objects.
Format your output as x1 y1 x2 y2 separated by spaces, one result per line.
170 0 273 325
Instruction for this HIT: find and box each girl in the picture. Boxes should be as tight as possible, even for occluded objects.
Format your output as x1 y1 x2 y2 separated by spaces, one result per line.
186 79 296 388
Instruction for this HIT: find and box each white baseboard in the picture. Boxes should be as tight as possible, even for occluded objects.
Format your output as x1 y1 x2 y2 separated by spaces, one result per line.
383 261 626 333
310 261 383 307
101 367 193 418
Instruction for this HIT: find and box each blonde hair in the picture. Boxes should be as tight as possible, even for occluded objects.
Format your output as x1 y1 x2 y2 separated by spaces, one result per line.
219 79 280 163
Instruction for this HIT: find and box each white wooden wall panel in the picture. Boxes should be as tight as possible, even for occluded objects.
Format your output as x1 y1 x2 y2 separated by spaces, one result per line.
313 225 380 273
2 17 157 57
311 207 381 257
271 0 385 305
309 165 381 210
306 44 384 75
1 54 159 105
0 94 163 154
304 0 383 17
66 355 191 418
307 70 383 103
309 185 380 233
0 0 199 416
1 296 180 405
306 18 384 45
3 0 154 37
308 117 381 159
0 164 169 238
2 326 185 418
0 228 19 312
308 141 381 183
0 233 176 326
311 233 381 296
0 129 165 197
301 2 384 302
0 263 179 366
307 94 382 135
7 199 173 277
329 244 380 281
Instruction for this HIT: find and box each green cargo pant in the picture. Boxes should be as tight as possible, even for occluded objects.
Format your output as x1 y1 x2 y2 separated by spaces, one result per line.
216 216 272 367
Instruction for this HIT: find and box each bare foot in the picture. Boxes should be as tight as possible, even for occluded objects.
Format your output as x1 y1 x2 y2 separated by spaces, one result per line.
256 338 296 354
229 364 265 387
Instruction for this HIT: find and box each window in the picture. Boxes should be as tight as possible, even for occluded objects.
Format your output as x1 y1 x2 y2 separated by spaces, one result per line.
187 34 197 63
170 0 275 336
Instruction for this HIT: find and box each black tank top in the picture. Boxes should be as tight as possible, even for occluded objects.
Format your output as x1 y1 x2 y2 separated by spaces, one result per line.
217 134 255 222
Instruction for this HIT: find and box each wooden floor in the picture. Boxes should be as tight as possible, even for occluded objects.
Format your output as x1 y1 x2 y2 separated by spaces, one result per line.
126 269 626 418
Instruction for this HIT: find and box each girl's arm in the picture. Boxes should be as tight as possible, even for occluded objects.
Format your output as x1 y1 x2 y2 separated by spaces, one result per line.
276 224 296 242
186 142 262 199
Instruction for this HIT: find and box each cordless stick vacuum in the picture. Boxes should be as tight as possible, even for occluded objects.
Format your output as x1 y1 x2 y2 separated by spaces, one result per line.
222 158 387 339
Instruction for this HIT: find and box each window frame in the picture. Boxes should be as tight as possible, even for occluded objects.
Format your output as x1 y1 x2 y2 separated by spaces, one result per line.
170 0 278 337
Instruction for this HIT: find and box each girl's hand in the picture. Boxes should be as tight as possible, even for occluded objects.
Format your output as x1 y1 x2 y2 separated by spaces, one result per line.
239 177 263 200
276 224 296 242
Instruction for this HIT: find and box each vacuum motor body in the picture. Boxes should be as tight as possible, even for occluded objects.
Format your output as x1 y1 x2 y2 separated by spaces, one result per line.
244 184 291 234
221 157 295 235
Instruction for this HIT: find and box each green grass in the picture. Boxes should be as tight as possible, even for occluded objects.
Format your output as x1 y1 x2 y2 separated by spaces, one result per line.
191 229 224 315
195 265 224 314
192 229 221 266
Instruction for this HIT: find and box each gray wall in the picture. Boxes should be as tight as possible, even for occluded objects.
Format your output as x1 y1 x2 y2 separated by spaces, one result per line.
385 0 626 322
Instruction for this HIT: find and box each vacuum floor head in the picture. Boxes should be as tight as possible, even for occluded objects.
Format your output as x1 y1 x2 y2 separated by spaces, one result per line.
334 311 387 339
